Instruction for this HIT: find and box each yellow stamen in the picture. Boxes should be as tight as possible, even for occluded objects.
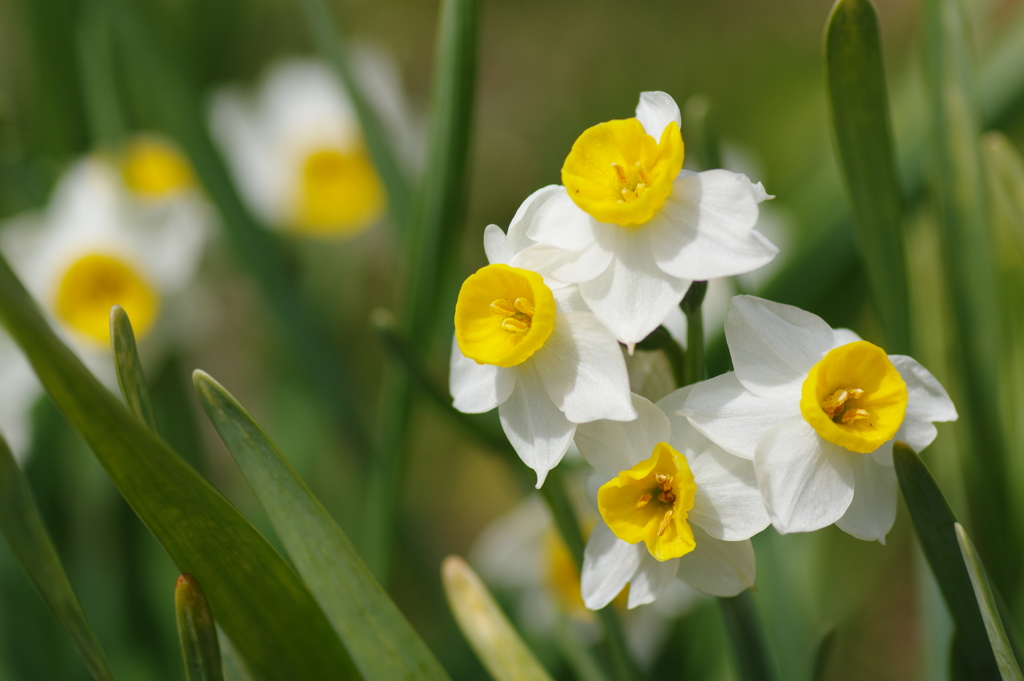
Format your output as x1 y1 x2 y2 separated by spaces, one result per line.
636 493 653 509
501 317 530 333
841 409 871 424
489 299 516 316
657 510 674 537
514 297 534 316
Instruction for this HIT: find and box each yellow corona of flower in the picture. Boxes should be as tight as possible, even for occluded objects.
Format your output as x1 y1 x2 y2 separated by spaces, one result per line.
54 254 160 343
598 442 696 562
120 136 195 199
683 296 957 541
454 264 556 368
297 147 385 235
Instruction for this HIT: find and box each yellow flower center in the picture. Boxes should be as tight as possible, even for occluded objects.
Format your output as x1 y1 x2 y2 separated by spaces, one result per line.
54 253 160 344
598 442 697 562
800 341 908 453
561 118 684 227
294 146 386 237
120 137 195 198
454 264 556 367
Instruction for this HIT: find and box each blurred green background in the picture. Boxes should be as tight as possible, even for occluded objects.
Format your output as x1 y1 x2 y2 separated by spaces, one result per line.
1 0 1024 679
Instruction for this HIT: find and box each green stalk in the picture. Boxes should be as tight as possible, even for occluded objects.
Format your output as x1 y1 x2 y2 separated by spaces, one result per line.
681 282 707 386
718 591 781 681
635 325 685 388
363 0 479 580
75 0 123 151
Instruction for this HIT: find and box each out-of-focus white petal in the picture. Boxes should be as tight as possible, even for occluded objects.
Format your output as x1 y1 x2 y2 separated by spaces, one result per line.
634 91 681 139
506 185 561 255
0 335 42 461
675 527 755 597
835 455 898 543
575 394 669 475
889 355 958 423
832 328 862 346
681 371 799 460
725 296 834 398
650 170 777 281
754 420 855 533
532 312 635 424
449 339 514 413
579 229 691 345
469 495 549 588
138 198 211 291
499 362 577 487
528 189 602 251
627 551 680 608
483 224 512 265
581 523 642 610
686 444 769 541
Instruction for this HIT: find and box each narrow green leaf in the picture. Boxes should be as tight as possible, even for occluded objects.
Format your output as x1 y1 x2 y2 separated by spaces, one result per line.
366 0 480 579
193 370 450 681
824 0 911 353
297 0 413 231
109 305 158 432
718 591 781 681
956 524 1024 680
442 556 555 681
0 254 357 681
811 629 837 681
893 441 1000 679
0 436 116 681
176 574 225 681
982 131 1024 254
75 0 123 150
103 0 374 460
923 0 1018 601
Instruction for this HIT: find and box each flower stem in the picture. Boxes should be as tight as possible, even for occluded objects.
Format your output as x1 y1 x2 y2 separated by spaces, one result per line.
541 469 643 681
718 590 780 681
636 325 685 388
681 281 708 386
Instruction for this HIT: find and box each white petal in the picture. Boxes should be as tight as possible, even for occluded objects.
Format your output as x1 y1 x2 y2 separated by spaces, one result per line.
506 185 561 256
835 455 898 543
449 338 514 413
552 284 590 314
676 527 755 597
650 170 777 281
579 229 691 345
511 242 612 284
686 445 770 541
627 551 680 608
725 296 835 398
581 523 642 610
754 420 855 534
575 393 669 475
681 371 799 460
482 223 513 265
889 355 958 423
894 419 939 453
528 188 601 251
499 362 577 487
833 328 862 346
749 180 773 203
532 312 636 424
634 91 681 139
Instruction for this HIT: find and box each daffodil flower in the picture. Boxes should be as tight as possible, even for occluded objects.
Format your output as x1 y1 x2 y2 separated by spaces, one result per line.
450 190 637 486
577 391 770 609
516 92 778 346
209 54 417 238
681 296 958 541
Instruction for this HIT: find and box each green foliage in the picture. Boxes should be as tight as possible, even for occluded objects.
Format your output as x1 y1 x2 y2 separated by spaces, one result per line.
109 306 158 432
0 256 358 681
0 436 115 681
192 370 451 681
175 575 224 681
718 591 781 681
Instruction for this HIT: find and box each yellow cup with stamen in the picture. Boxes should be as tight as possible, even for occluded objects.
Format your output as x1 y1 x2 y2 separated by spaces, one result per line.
454 264 556 368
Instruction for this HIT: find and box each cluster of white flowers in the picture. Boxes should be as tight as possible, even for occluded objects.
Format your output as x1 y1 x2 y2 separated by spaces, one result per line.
451 92 958 609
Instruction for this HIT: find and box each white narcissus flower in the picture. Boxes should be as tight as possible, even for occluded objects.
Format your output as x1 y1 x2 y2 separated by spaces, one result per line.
0 144 211 458
515 91 778 347
450 190 637 487
681 295 958 541
209 53 418 238
577 391 770 609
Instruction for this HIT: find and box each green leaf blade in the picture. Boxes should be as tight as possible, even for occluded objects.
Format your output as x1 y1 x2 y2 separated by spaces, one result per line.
109 305 158 432
824 0 911 353
441 556 554 681
0 436 116 681
893 441 1000 679
176 574 225 681
956 524 1024 681
0 254 357 681
193 370 451 681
